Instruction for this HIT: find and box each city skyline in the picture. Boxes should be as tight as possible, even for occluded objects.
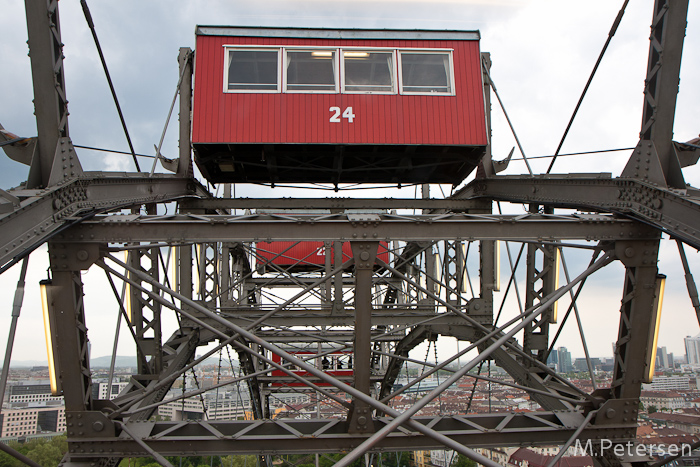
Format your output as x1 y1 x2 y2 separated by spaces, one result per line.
0 0 698 367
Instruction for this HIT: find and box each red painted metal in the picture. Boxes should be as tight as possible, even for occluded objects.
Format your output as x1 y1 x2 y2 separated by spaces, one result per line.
192 35 487 146
255 241 390 270
270 350 353 387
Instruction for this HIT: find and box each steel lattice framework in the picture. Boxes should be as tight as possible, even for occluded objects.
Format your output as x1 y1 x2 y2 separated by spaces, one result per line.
1 1 699 467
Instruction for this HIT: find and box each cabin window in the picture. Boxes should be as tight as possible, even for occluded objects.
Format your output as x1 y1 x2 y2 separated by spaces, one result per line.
226 49 279 92
342 50 395 93
222 47 455 96
399 51 454 95
285 50 337 92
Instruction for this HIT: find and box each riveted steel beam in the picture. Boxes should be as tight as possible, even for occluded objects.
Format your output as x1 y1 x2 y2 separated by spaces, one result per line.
59 213 658 244
63 412 635 459
460 176 700 249
0 175 202 273
182 197 490 212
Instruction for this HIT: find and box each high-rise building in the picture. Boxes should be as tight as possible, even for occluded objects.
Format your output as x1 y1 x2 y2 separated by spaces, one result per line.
574 358 588 372
557 347 572 373
657 346 670 369
685 335 700 365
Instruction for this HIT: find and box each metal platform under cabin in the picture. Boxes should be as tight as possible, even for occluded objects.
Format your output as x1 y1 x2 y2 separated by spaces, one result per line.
193 143 487 185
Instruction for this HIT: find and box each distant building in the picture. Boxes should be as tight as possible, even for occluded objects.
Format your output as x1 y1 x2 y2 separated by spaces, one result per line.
473 447 513 466
685 335 700 366
509 447 593 467
642 375 691 391
91 381 129 400
557 348 573 373
413 451 432 467
647 413 700 434
0 405 66 438
5 383 63 407
1 382 66 440
430 449 456 467
157 389 309 421
657 347 670 369
572 358 600 373
158 393 252 421
641 391 688 411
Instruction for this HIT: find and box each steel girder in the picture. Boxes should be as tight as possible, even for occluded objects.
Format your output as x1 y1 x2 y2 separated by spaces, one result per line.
62 412 633 461
181 197 491 212
0 174 201 272
57 212 659 244
461 175 700 249
112 329 200 422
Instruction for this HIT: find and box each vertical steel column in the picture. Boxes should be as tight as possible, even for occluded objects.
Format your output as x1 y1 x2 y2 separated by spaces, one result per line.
523 206 558 366
422 186 437 309
127 207 164 376
443 241 464 308
477 239 496 324
611 239 661 400
475 52 496 327
151 247 164 374
197 243 220 305
324 241 332 305
477 52 493 178
348 241 379 433
46 243 93 412
220 243 231 300
622 0 689 188
333 241 343 314
403 246 424 307
179 245 193 303
177 47 193 177
24 0 82 188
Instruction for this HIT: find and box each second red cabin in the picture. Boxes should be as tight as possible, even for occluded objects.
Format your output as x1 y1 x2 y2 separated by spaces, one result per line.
192 27 488 185
255 241 390 272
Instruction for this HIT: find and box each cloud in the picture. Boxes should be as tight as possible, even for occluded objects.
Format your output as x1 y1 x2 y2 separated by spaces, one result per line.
0 0 698 366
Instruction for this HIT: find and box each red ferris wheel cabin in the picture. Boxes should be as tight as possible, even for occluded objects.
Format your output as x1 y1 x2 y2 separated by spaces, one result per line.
192 27 488 185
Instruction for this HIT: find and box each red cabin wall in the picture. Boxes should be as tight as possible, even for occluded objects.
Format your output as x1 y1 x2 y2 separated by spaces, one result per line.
270 351 353 387
192 35 487 146
256 241 390 268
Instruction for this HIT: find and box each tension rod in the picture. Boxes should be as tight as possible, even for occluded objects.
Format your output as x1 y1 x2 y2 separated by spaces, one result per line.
677 240 700 325
80 0 141 172
547 0 629 173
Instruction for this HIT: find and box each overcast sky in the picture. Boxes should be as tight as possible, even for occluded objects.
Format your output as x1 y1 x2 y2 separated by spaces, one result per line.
0 0 699 366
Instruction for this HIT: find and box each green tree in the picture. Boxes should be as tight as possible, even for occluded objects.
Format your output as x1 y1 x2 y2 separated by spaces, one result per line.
453 454 477 467
648 405 658 414
0 436 68 467
220 455 257 467
380 451 410 467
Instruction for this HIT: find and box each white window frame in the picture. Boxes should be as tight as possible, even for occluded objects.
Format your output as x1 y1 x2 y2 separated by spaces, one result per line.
340 48 397 95
222 46 282 93
220 45 458 97
397 49 456 96
283 47 340 94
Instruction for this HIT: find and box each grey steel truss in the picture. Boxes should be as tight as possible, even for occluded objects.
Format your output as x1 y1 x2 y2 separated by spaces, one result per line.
0 1 698 467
